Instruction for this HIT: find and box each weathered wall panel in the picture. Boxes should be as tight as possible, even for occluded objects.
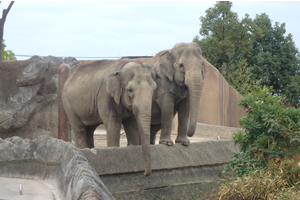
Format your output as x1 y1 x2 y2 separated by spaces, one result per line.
197 61 245 127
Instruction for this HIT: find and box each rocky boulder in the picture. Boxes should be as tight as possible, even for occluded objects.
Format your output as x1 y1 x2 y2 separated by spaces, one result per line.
0 56 81 139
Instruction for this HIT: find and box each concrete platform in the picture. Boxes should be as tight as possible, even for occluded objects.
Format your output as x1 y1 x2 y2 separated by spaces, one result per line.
0 177 60 200
93 123 239 148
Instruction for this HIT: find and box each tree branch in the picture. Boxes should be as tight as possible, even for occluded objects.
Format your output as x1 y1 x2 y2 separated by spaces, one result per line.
2 1 14 20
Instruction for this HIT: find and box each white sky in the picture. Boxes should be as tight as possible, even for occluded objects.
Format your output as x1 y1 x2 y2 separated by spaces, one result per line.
2 1 300 60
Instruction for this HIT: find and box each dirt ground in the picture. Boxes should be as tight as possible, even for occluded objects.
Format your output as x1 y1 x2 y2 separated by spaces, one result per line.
93 126 218 148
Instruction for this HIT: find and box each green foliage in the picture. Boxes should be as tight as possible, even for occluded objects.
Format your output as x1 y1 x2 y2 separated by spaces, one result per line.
193 1 262 81
2 39 16 60
194 3 300 107
229 58 262 96
246 13 300 107
225 86 300 176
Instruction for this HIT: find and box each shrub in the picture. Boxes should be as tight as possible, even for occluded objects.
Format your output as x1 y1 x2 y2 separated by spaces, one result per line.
225 86 300 176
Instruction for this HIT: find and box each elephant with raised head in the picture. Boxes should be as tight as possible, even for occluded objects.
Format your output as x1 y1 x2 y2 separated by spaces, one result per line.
62 60 163 176
126 42 205 146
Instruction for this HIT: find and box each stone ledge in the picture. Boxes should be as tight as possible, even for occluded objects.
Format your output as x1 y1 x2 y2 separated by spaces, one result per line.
81 139 238 199
0 135 114 200
81 140 238 175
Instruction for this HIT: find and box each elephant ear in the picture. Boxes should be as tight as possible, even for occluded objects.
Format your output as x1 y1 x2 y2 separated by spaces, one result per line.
154 72 164 99
157 51 174 81
107 71 122 104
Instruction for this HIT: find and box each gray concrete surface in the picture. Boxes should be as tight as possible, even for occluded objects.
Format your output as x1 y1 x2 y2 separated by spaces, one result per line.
81 139 238 199
0 177 59 200
82 123 240 199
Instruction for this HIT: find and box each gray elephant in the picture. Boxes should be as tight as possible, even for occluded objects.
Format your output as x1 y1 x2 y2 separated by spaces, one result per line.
62 60 163 176
126 42 205 146
152 42 206 145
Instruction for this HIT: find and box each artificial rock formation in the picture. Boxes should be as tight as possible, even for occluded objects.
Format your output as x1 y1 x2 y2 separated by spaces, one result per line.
0 56 81 139
0 135 114 200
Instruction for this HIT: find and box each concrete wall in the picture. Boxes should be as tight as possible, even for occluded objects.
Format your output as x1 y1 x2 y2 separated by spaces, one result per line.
81 138 239 199
198 61 245 127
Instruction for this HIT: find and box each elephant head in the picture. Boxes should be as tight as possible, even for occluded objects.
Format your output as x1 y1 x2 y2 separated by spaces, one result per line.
107 62 163 176
157 42 206 137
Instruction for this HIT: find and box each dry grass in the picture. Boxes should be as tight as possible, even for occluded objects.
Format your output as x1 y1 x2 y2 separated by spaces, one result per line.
218 156 300 200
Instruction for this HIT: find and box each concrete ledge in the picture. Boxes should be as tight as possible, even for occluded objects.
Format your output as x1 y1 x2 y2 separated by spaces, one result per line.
0 136 114 200
82 140 238 199
81 140 238 175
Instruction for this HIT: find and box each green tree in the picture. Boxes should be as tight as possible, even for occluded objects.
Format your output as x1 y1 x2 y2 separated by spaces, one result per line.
0 1 14 61
193 1 262 81
229 59 261 96
2 39 16 60
246 13 300 107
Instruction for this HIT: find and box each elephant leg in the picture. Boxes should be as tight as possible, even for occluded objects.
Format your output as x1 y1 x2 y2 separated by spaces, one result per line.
66 113 90 148
150 124 161 145
86 125 98 148
159 96 175 146
175 97 190 146
104 115 122 147
123 116 140 146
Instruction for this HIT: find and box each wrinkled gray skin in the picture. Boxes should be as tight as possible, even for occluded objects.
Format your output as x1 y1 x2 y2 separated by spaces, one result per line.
62 60 163 176
126 42 206 146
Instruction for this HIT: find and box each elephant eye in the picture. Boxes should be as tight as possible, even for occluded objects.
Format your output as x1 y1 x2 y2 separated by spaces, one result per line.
179 63 184 69
128 88 134 96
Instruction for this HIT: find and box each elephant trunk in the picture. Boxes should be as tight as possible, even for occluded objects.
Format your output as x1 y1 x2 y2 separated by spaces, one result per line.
185 66 203 137
133 95 152 176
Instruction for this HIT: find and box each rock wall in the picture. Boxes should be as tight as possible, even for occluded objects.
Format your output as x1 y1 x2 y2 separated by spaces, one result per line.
0 56 81 139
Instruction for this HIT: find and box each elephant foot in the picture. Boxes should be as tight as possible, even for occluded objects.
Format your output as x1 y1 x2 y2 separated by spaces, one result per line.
175 136 190 146
159 138 174 146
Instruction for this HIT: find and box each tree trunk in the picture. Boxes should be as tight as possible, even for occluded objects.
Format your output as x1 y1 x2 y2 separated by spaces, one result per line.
0 1 14 61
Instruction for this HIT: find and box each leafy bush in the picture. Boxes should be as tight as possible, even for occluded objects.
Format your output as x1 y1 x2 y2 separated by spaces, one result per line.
219 86 300 199
225 86 300 176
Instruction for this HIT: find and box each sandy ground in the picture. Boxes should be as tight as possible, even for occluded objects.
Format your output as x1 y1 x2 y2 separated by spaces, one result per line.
93 127 217 148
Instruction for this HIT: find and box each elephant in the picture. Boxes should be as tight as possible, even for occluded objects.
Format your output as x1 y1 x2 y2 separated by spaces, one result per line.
125 42 206 146
62 60 164 176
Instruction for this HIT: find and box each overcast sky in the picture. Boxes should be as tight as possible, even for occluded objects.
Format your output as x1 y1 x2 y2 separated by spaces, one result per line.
2 1 300 60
